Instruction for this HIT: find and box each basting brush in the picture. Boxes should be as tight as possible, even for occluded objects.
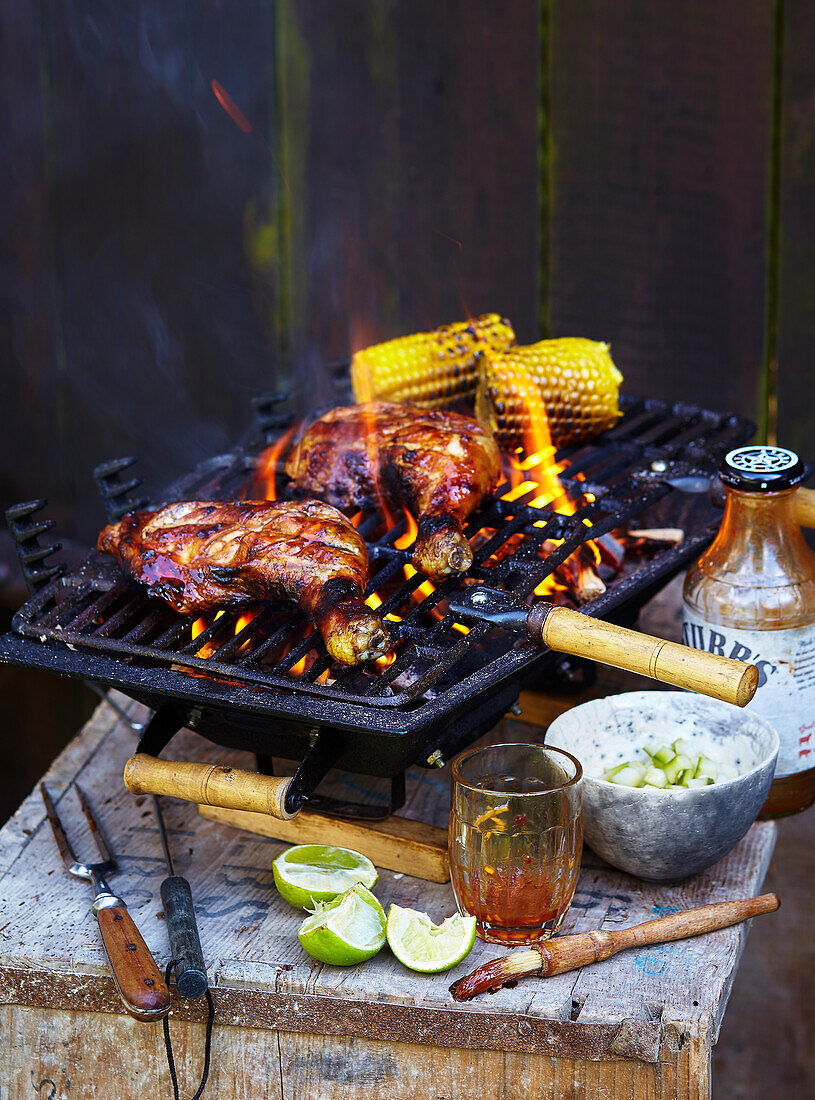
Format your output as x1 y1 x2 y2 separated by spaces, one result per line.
449 893 779 1001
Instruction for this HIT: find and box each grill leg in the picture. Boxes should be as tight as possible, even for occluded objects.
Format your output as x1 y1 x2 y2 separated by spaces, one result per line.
135 703 186 757
255 754 276 777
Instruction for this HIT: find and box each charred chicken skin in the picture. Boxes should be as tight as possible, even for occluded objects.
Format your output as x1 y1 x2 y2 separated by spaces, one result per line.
98 500 390 666
284 403 501 582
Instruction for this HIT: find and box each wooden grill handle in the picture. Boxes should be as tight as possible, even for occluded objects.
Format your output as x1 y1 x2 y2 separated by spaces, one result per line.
527 605 758 707
796 487 815 529
124 754 297 820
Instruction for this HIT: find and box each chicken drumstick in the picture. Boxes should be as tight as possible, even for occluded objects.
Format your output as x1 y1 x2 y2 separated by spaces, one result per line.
98 499 390 666
284 403 501 582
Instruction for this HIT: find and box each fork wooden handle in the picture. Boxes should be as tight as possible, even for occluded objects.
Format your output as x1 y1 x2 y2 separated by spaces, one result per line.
96 903 171 1021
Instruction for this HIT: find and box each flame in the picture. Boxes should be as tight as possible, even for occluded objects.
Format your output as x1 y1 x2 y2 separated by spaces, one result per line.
365 590 402 623
233 609 259 653
191 610 226 658
358 403 399 529
495 359 572 513
235 612 256 633
394 510 418 550
290 655 307 676
403 563 436 604
257 423 298 500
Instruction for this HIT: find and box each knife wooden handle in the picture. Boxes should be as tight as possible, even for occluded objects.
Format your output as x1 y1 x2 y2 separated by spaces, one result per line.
527 605 758 707
96 904 171 1021
796 487 815 529
124 754 297 819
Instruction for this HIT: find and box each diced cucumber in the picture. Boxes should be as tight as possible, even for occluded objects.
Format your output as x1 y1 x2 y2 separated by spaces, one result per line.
642 766 669 788
694 754 718 780
663 754 692 784
644 743 674 767
676 768 694 787
686 776 715 788
602 762 629 780
605 763 647 787
672 738 696 756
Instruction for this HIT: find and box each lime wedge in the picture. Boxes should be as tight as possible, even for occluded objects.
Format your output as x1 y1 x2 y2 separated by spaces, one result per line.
297 884 387 965
386 904 477 973
273 844 378 909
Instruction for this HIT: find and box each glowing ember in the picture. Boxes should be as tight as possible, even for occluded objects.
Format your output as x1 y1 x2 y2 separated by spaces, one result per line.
211 80 252 133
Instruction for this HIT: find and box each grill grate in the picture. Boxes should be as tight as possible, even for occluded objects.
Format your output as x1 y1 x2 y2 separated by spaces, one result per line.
8 392 752 739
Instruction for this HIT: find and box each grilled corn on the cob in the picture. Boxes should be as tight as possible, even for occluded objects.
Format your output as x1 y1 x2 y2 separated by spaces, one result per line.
351 314 515 407
475 338 623 449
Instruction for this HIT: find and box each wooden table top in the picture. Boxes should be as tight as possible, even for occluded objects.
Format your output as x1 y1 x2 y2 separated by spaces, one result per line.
0 681 775 1067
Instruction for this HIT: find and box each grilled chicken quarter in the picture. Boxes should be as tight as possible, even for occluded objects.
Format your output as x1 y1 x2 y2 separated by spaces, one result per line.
98 500 390 666
284 402 502 582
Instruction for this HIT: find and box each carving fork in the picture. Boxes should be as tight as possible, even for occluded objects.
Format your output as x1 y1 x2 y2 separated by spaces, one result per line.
41 783 171 1021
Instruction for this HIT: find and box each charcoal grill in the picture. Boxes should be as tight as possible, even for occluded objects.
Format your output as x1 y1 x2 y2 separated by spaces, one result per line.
0 384 754 818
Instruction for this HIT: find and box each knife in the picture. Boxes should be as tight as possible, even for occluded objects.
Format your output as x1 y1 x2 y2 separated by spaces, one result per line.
152 793 209 1000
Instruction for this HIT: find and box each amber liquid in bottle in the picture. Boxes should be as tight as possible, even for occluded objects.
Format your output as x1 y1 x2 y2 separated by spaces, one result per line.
683 486 815 817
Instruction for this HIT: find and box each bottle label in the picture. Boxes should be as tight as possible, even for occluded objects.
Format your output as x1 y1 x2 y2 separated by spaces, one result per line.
681 610 815 777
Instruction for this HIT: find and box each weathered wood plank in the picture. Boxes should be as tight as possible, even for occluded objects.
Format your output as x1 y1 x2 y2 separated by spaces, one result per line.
0 1004 711 1100
546 0 775 421
775 0 815 454
0 689 775 1068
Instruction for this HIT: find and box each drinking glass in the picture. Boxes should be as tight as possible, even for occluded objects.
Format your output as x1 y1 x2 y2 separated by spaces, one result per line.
449 743 582 945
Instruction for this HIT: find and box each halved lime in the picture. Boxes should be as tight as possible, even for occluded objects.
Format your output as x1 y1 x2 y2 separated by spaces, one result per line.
386 904 477 973
272 844 378 909
297 884 387 965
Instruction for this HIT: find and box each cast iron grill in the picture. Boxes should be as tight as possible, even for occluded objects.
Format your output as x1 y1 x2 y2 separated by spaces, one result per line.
1 386 753 796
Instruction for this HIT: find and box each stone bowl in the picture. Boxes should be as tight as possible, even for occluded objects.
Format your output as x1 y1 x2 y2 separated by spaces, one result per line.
546 691 779 882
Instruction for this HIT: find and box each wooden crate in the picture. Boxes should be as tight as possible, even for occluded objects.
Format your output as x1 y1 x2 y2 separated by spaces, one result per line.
0 691 775 1099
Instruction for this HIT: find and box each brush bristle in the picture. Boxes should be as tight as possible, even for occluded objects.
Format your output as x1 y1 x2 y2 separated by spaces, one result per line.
449 947 542 1001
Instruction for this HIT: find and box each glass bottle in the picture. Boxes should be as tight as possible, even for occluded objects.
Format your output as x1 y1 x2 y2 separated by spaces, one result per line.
682 445 815 817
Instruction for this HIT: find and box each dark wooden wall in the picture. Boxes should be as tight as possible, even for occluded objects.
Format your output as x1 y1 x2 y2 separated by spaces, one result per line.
6 0 812 547
1 1 815 816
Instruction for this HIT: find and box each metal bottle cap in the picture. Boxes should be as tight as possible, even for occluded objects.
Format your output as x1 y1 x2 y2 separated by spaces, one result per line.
720 445 807 492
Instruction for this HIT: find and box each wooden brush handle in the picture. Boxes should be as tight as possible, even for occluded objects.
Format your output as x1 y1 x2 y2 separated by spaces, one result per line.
540 893 780 976
124 754 297 819
96 904 171 1021
451 892 780 999
796 487 815 529
527 605 758 707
